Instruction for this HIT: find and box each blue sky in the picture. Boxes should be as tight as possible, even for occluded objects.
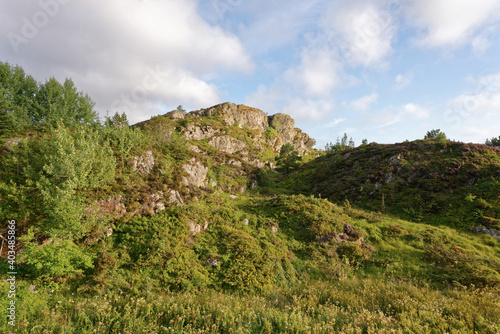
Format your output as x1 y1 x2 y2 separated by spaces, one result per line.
1 0 500 147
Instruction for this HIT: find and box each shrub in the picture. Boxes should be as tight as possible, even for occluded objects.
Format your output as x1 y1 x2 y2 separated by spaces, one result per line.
19 228 94 280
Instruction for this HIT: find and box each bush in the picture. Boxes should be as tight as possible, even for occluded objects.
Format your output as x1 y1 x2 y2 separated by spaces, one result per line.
19 228 94 280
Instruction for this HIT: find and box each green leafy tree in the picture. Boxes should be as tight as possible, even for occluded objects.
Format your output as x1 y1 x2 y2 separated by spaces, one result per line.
425 129 447 145
277 143 302 173
0 87 13 139
485 136 500 147
36 77 99 128
103 112 147 167
0 62 36 131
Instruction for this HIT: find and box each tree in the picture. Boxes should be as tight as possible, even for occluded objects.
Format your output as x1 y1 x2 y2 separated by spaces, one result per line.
0 87 13 138
177 105 186 114
361 139 368 146
325 133 355 153
276 143 301 173
36 77 99 128
485 136 500 147
106 111 129 128
425 129 446 140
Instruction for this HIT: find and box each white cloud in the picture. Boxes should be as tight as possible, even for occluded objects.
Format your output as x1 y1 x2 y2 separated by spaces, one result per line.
406 0 500 48
372 103 430 129
0 0 253 123
326 118 346 128
401 103 431 120
285 48 342 98
394 73 414 90
322 2 397 67
344 93 379 111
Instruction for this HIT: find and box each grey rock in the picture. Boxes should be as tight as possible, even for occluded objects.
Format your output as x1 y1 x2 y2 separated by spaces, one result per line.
189 220 209 235
167 189 184 206
184 123 218 140
182 158 208 188
206 258 218 267
165 110 185 120
190 102 269 132
132 151 155 176
209 136 247 154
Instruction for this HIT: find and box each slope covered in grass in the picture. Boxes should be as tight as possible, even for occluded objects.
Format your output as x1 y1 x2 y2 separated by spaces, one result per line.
279 139 500 229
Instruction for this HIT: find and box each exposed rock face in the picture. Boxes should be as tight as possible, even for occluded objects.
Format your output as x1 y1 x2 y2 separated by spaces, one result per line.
206 258 218 267
268 113 314 155
182 158 208 188
142 191 166 214
471 226 500 239
190 102 269 132
292 131 316 155
165 110 185 120
208 136 247 154
184 123 219 140
132 151 155 176
181 102 315 156
167 189 184 206
188 220 209 235
92 196 127 220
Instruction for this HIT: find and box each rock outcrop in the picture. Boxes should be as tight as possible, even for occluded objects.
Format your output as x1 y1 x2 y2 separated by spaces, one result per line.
186 102 314 156
132 151 155 176
208 136 247 154
189 102 268 132
165 110 185 120
184 123 219 140
182 158 208 188
268 113 314 155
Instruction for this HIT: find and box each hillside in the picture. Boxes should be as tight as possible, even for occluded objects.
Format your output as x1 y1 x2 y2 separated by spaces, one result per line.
1 63 500 333
277 140 500 230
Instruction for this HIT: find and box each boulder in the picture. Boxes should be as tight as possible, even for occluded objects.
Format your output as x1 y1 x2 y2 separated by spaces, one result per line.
142 191 166 214
182 158 208 188
165 110 185 120
166 189 184 206
132 151 155 176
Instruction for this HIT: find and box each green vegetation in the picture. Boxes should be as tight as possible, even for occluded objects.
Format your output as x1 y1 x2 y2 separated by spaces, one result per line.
325 133 355 153
486 135 500 147
276 143 301 173
1 64 499 333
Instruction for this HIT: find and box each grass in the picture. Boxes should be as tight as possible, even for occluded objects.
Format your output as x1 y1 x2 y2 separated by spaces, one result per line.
2 194 499 333
2 277 499 333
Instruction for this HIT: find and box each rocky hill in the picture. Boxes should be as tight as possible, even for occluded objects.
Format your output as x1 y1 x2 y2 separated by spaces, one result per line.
140 102 315 155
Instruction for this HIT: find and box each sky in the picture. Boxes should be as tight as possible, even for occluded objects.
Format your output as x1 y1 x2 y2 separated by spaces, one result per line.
1 0 500 148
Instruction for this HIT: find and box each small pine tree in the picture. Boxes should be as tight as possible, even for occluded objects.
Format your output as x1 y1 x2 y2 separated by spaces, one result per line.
277 143 302 173
177 105 186 114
